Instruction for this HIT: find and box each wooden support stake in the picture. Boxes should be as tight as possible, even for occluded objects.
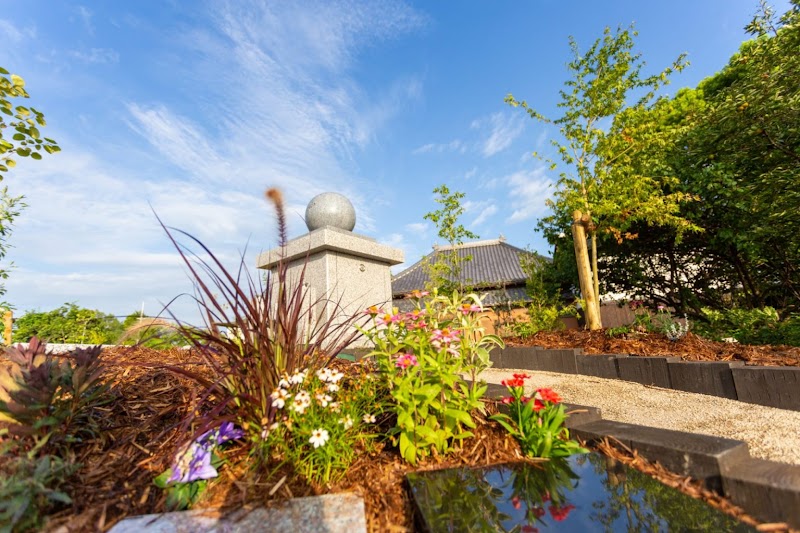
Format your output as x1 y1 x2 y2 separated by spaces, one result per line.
572 211 602 330
3 310 12 346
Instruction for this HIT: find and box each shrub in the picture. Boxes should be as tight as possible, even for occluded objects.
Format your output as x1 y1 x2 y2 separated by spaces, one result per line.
693 307 800 347
158 188 367 480
0 337 110 454
360 290 503 465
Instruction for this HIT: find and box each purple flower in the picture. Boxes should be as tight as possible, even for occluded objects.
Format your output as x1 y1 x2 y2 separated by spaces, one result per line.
168 442 218 483
168 423 243 484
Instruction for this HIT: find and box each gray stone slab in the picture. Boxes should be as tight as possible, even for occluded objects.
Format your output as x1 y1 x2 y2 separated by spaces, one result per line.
732 366 800 411
617 356 679 388
571 419 750 491
576 354 628 379
668 361 743 399
108 493 366 533
534 349 579 374
562 403 603 429
721 457 800 528
497 346 538 370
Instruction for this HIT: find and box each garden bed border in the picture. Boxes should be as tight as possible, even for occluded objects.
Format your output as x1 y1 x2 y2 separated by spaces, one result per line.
488 346 800 412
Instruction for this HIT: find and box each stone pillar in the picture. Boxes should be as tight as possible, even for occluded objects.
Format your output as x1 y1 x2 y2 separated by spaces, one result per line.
256 193 403 348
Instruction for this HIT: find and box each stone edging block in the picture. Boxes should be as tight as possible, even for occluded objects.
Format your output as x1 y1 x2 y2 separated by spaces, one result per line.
570 419 749 492
576 354 627 379
668 361 743 399
108 492 367 533
731 366 800 411
720 457 800 528
616 356 679 388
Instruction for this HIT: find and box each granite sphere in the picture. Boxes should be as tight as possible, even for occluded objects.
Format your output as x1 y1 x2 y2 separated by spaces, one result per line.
305 192 356 232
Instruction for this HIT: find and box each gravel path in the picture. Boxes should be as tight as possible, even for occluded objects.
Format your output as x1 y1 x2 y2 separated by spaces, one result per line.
479 368 800 466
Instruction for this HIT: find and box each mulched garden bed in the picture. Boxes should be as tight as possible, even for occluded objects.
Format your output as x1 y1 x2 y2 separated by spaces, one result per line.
11 345 782 532
506 330 800 367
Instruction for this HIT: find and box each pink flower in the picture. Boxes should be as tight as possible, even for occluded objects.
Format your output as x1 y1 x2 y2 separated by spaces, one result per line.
408 290 430 299
459 303 482 314
405 309 426 321
376 312 402 326
511 496 521 509
395 353 418 370
431 328 460 348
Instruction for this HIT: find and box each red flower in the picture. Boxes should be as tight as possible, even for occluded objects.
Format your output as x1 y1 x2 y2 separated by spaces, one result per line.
511 496 521 509
537 388 561 404
501 377 525 388
541 491 550 502
501 396 514 405
521 526 539 533
532 399 545 412
513 373 531 380
529 506 545 519
549 504 575 522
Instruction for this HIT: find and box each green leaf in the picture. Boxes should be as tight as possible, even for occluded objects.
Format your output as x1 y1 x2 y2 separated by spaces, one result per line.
30 152 42 160
12 133 25 141
153 469 172 489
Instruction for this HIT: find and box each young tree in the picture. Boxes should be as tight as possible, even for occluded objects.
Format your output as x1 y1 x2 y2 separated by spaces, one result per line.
423 184 479 293
507 25 697 328
0 68 60 306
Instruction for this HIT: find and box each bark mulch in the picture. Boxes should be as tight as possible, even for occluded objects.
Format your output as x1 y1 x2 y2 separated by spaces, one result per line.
3 345 790 532
507 330 800 367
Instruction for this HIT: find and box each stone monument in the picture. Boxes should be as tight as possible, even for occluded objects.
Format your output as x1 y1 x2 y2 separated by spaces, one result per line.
256 192 403 347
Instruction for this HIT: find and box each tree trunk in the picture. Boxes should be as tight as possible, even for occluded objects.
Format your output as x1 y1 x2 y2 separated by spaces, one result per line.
590 230 601 318
572 211 602 330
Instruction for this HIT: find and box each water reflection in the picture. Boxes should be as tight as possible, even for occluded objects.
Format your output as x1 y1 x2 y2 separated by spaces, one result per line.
406 452 753 532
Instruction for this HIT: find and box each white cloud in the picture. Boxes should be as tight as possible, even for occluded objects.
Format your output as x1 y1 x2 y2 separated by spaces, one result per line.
471 204 497 227
504 168 555 223
75 6 94 35
412 139 465 155
405 222 428 234
0 18 36 43
464 166 478 180
68 48 119 64
473 112 525 158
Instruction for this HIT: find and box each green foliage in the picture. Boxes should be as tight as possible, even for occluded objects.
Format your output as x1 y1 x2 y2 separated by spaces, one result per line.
599 3 800 316
0 453 76 532
507 304 565 340
264 364 386 484
12 303 124 344
360 291 503 465
693 307 800 347
160 188 365 467
508 25 694 317
0 68 60 174
0 67 59 309
490 375 588 459
0 338 110 454
423 184 479 293
605 325 631 338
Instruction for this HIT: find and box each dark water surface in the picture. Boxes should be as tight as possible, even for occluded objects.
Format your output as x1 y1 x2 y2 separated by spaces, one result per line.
406 452 753 532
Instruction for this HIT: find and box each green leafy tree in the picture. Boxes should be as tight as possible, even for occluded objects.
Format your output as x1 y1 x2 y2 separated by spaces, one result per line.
507 25 697 324
12 303 123 344
599 1 800 317
0 68 60 307
423 184 479 293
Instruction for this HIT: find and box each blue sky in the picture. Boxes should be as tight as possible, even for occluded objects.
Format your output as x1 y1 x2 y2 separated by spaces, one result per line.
0 0 789 324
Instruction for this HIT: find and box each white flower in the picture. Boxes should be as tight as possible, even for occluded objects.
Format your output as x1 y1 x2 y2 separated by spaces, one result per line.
289 370 307 385
291 391 311 414
327 383 340 393
329 370 345 383
316 393 333 407
279 377 290 389
309 428 330 448
363 413 376 424
328 401 341 413
270 388 290 409
339 415 353 429
316 368 333 382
